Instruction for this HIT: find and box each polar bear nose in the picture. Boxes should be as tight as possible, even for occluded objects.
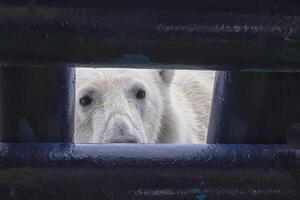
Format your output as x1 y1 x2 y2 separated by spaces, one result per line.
104 115 140 143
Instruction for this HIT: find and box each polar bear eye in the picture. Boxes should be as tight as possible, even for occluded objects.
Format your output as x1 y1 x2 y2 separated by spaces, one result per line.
135 89 146 99
79 95 93 107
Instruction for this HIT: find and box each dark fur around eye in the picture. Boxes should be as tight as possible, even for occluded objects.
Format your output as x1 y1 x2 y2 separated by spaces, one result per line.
80 95 93 106
135 89 146 99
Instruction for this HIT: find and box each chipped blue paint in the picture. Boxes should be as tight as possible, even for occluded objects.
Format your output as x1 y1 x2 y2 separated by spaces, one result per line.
116 54 151 64
15 117 37 142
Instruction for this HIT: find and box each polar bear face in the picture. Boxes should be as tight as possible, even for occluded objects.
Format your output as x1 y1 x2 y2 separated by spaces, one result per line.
75 68 174 143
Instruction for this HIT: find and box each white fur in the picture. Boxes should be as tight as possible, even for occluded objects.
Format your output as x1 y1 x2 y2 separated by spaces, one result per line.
75 68 214 144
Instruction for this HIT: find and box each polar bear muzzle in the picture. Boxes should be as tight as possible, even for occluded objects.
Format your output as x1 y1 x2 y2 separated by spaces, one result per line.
102 114 142 143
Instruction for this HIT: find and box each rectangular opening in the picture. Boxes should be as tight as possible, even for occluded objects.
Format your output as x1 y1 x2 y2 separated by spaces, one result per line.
75 67 215 144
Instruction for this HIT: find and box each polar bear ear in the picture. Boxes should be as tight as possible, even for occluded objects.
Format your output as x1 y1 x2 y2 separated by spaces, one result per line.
159 70 174 85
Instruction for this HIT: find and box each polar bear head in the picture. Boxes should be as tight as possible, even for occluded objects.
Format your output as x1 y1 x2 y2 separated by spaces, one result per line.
75 68 174 143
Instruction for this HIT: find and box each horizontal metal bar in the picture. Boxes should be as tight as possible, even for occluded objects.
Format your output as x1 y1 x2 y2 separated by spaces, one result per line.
0 0 299 70
0 144 299 199
1 0 299 12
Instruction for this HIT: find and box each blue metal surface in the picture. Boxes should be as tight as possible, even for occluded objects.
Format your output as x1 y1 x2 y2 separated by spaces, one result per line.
0 67 75 142
0 143 298 199
0 1 298 199
0 0 299 70
208 71 300 144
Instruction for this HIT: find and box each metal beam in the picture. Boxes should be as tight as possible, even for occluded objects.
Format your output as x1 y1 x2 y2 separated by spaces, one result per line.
0 0 299 70
0 144 299 199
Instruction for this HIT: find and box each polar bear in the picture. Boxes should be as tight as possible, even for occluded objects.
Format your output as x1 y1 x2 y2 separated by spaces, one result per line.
75 68 214 144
